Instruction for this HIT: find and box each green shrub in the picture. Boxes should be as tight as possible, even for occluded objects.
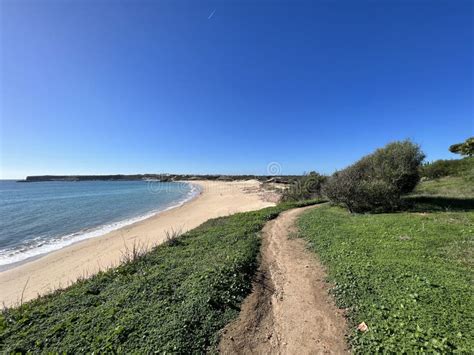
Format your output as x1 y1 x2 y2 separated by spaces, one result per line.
323 140 425 213
420 157 474 180
420 160 453 179
281 171 327 202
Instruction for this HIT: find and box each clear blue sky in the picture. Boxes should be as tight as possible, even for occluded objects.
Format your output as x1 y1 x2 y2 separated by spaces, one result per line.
1 0 472 179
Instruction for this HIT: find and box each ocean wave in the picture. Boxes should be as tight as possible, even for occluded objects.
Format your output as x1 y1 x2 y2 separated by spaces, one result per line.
0 182 201 269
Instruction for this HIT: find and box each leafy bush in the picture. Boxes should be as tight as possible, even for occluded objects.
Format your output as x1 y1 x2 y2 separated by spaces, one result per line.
281 171 327 202
420 160 453 179
420 156 474 180
323 140 425 213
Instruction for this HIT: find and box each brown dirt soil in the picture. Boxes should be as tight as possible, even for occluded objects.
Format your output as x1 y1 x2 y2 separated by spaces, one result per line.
219 206 348 354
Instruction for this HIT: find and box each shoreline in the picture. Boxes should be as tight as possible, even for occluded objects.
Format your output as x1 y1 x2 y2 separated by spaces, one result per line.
0 180 277 307
0 182 202 272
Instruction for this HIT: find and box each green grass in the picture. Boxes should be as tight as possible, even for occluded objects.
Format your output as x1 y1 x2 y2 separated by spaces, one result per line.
412 175 474 198
298 205 474 353
0 200 320 353
405 163 474 213
415 157 473 200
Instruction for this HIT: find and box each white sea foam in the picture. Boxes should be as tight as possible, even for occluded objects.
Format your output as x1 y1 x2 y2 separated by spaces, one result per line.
0 183 201 268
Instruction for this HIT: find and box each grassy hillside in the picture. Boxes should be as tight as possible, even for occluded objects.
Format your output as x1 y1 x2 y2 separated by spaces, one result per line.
406 156 474 211
0 201 320 353
420 156 473 179
413 176 474 198
298 205 474 353
415 157 474 198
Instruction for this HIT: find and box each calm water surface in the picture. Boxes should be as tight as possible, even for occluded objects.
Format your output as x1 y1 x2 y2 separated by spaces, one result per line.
0 180 198 268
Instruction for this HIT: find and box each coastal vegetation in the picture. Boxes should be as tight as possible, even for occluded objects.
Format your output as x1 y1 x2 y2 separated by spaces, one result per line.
281 141 473 211
280 171 326 202
409 156 473 208
420 156 473 181
411 177 474 200
0 200 321 353
297 205 474 353
323 140 425 213
294 141 474 352
2 140 472 353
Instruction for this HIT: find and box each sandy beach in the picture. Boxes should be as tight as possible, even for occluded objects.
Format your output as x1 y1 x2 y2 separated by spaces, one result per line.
0 180 278 307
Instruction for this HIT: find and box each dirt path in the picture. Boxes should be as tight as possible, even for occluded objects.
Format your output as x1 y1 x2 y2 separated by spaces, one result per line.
219 206 348 354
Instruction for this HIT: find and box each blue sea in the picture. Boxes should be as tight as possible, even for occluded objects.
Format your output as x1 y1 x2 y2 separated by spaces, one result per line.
0 180 199 269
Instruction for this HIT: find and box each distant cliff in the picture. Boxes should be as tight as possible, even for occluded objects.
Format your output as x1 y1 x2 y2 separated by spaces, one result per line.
23 174 298 183
24 175 158 182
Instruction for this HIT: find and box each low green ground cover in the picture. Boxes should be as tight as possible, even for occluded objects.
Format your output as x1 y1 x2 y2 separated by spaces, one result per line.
0 200 319 353
298 205 474 353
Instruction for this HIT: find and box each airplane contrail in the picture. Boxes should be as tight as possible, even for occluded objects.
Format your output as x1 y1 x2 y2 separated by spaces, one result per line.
208 9 216 20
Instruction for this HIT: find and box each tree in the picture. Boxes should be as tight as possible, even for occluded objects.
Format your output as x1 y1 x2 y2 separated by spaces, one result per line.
449 137 474 157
